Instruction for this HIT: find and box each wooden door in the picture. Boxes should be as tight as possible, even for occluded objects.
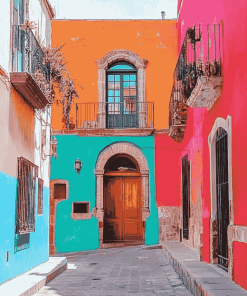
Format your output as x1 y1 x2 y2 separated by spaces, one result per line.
103 176 142 243
123 177 142 241
182 155 190 240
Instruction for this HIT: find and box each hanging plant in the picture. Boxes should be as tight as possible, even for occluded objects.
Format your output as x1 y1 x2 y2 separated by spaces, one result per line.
33 44 80 129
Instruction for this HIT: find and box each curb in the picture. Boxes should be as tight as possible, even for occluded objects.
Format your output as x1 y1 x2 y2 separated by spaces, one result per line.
0 257 67 296
163 242 247 296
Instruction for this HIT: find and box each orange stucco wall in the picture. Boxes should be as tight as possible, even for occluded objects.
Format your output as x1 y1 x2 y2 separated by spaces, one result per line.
51 20 177 130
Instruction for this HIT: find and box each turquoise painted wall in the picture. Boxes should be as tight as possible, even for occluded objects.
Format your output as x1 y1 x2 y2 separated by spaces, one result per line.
0 171 49 285
50 135 158 254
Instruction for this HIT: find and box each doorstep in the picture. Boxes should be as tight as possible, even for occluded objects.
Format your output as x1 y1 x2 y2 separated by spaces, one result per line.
163 241 247 296
0 257 67 296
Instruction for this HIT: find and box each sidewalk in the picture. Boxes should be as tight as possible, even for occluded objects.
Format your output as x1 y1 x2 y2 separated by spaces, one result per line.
163 241 247 296
0 257 67 296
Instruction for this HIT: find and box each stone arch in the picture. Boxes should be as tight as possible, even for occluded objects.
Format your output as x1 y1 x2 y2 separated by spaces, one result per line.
96 50 148 128
96 49 148 70
93 141 150 247
208 115 233 273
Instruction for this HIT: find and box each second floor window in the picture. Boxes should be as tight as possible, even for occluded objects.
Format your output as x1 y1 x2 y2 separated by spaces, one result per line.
106 62 138 128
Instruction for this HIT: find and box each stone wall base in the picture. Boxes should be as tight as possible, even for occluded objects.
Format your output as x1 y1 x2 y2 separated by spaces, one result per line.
158 206 181 242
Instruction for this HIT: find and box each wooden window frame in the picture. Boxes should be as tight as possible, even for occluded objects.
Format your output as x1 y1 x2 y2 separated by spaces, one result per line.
38 178 44 215
17 157 38 234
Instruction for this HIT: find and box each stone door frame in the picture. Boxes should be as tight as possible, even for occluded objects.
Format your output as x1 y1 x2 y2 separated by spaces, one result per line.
93 142 150 248
208 115 233 274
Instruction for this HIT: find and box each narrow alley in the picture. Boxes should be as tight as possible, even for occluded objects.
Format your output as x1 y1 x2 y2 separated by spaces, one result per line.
33 246 192 296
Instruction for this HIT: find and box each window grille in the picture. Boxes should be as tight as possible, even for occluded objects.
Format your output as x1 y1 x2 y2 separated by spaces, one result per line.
17 157 38 234
38 178 44 215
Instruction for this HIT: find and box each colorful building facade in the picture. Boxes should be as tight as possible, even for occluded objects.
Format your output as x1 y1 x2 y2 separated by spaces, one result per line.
50 0 247 292
0 0 54 285
156 0 247 291
50 19 177 253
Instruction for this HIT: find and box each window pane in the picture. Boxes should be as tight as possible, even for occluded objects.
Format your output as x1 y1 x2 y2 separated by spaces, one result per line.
108 75 114 81
115 82 120 89
108 82 114 89
115 90 120 96
124 75 129 81
115 96 120 103
124 82 129 88
115 75 120 81
130 82 136 87
130 75 136 81
124 89 130 96
109 64 135 70
130 89 136 95
108 90 114 96
108 97 113 102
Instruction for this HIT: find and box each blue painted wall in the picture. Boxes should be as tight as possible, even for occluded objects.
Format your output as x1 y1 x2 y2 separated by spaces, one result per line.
0 171 49 285
50 135 159 254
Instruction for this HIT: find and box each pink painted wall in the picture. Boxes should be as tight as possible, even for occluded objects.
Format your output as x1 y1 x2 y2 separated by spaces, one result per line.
155 134 180 207
176 0 247 278
233 242 247 291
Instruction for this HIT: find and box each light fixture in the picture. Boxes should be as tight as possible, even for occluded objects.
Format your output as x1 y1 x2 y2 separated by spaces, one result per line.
75 158 82 175
50 136 58 159
42 136 58 159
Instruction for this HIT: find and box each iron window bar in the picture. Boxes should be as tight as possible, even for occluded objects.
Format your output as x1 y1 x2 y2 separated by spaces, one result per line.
16 157 38 234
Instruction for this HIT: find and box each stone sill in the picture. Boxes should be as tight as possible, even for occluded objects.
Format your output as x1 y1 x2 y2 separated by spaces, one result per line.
187 75 223 110
71 213 92 220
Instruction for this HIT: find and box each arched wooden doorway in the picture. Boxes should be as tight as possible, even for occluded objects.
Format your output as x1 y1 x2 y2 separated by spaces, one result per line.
103 154 143 244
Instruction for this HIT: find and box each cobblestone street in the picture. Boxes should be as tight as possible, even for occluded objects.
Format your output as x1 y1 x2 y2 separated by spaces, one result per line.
34 246 192 296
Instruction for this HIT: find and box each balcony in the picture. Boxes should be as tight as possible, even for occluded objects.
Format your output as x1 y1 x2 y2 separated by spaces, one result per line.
169 24 223 142
10 25 50 109
75 102 154 136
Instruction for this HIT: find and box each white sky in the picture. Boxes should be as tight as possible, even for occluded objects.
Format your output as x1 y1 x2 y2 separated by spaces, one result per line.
49 0 178 20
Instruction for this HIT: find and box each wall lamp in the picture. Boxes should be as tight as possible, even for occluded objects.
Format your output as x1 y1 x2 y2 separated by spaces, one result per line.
43 136 58 159
75 158 82 175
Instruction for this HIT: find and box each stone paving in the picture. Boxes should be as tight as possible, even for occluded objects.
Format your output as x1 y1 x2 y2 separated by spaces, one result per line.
33 246 193 296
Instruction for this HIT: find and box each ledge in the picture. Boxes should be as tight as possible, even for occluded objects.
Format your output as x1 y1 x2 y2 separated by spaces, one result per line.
53 128 155 136
71 213 92 220
187 75 223 110
10 72 49 109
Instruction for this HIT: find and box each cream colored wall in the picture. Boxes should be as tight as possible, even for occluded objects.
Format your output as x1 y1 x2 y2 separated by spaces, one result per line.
0 79 35 178
29 0 52 46
0 0 11 74
34 107 51 188
0 0 53 186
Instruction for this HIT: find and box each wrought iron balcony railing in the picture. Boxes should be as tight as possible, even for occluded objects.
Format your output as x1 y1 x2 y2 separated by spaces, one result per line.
76 102 154 130
169 23 223 142
12 25 50 83
10 25 51 109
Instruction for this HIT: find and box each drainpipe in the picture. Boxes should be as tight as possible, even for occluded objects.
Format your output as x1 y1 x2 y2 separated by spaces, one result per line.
161 11 165 20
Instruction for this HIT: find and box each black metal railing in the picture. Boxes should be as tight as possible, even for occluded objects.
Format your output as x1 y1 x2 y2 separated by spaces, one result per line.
12 25 50 84
76 102 154 129
169 23 222 128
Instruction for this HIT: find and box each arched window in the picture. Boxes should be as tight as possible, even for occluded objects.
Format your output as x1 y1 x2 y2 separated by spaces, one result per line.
106 62 138 128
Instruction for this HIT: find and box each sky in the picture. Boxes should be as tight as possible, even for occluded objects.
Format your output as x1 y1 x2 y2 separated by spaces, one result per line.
49 0 178 20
